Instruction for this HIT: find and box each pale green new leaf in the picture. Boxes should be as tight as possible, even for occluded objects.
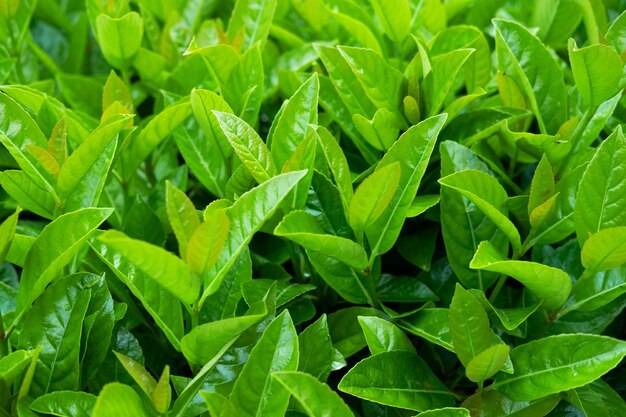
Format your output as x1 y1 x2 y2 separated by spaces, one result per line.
349 163 401 240
470 241 571 311
568 39 623 108
0 208 20 263
367 115 447 257
95 12 143 70
466 344 510 383
91 383 149 417
227 0 277 50
449 284 492 367
275 210 367 269
581 227 626 272
358 316 415 355
113 352 156 396
97 231 198 305
369 0 411 42
439 170 522 251
166 181 201 260
214 110 276 183
270 73 319 169
186 211 230 275
57 115 130 212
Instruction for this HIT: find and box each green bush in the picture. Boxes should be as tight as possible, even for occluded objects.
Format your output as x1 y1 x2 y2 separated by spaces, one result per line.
0 0 625 416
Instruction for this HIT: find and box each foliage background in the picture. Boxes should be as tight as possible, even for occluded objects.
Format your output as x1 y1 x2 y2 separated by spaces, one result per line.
0 0 626 416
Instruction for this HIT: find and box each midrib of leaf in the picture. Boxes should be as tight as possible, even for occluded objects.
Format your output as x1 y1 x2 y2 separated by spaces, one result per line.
343 386 451 395
465 198 485 291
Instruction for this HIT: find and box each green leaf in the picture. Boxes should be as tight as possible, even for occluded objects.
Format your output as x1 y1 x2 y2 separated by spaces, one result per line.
95 12 143 69
30 391 96 417
367 115 447 257
16 208 112 316
97 231 198 305
492 334 626 401
126 99 192 177
357 316 415 355
186 211 230 275
270 73 319 170
353 108 403 152
349 162 401 240
369 0 411 43
407 194 440 218
298 315 344 381
91 383 149 417
466 344 510 383
275 210 367 269
165 181 201 260
494 19 567 134
328 307 387 358
57 115 130 212
0 350 34 385
568 39 623 108
462 390 560 417
574 127 626 246
580 227 626 272
528 155 555 217
313 126 353 213
18 275 92 396
181 303 267 366
190 88 233 158
90 236 184 350
307 251 370 304
213 111 276 183
417 408 471 417
439 170 521 252
424 48 475 117
337 46 404 119
0 170 55 219
273 372 355 417
202 392 241 417
606 10 626 53
338 351 454 411
0 207 20 263
202 171 307 300
470 241 572 311
113 352 156 397
567 379 626 417
449 284 492 367
229 310 299 417
151 366 171 414
400 308 454 352
468 289 540 332
0 93 55 195
227 0 277 50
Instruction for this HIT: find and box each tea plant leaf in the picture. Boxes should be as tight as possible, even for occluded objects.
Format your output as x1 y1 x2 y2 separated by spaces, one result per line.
214 110 276 183
439 170 522 251
493 19 567 134
466 344 510 383
470 241 572 311
275 210 367 269
338 351 455 411
165 181 201 260
449 284 493 367
417 408 471 417
229 310 298 417
273 371 355 417
202 171 307 300
16 208 112 316
97 231 198 305
369 0 411 43
367 115 447 257
269 73 319 170
0 207 20 263
92 383 149 417
581 227 626 272
57 115 130 212
0 170 55 219
358 316 415 355
349 162 401 241
298 315 344 381
30 391 96 417
227 0 277 50
186 211 230 275
574 127 626 245
492 334 626 401
568 39 623 108
95 12 143 70
567 379 626 417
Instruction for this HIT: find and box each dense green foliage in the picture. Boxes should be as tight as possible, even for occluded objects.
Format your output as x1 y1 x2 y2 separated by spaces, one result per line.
0 0 626 416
